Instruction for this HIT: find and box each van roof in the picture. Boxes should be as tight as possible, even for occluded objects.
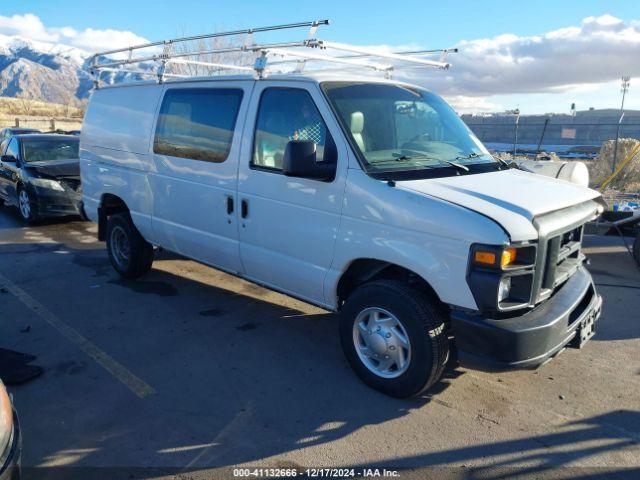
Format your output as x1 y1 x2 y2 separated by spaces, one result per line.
95 71 428 91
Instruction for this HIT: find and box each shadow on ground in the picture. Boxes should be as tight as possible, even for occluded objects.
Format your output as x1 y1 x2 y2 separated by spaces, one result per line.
1 216 639 479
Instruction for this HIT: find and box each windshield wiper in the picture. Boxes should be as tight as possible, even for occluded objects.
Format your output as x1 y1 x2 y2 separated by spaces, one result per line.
376 154 470 172
492 155 519 169
454 152 515 171
442 159 469 172
372 153 438 164
455 152 491 162
391 153 437 162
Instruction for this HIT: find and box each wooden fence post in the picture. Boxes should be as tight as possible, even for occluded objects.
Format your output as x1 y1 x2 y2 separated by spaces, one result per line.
14 118 19 127
50 119 56 131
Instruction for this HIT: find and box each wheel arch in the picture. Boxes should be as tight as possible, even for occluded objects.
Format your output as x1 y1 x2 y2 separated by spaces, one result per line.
98 193 130 241
336 258 443 310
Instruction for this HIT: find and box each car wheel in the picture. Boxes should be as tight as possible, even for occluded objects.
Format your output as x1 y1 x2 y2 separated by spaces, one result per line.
634 233 640 266
106 212 154 278
340 279 450 398
17 186 38 224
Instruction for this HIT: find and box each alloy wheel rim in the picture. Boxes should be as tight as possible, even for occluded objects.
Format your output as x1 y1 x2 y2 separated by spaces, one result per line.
110 226 131 268
352 307 412 379
18 190 30 219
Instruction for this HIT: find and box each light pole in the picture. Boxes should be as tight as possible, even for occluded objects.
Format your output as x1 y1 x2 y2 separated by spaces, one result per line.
512 108 520 157
612 76 630 173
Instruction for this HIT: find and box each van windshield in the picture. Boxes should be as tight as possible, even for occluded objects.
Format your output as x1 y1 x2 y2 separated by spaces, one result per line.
322 82 495 174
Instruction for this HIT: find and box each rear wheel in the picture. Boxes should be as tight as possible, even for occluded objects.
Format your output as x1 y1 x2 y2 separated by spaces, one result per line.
106 212 154 278
17 186 38 224
633 233 640 266
339 279 449 398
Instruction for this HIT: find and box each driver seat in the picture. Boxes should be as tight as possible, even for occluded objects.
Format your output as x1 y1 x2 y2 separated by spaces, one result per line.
350 112 366 152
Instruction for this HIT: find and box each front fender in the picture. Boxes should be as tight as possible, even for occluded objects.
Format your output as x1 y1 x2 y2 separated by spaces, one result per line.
325 217 479 310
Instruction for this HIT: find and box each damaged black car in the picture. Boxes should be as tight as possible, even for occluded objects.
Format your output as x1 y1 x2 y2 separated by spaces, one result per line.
0 134 82 224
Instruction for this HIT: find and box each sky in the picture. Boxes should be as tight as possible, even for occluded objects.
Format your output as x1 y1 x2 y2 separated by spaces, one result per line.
1 0 639 114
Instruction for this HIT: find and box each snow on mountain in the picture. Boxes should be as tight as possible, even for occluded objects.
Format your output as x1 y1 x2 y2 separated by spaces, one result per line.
0 34 90 65
0 34 148 104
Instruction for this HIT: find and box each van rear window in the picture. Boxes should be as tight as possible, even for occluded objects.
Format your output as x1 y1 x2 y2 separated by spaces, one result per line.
153 88 243 163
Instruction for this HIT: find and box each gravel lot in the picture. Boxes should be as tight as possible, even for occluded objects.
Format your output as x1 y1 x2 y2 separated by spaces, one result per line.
0 207 639 479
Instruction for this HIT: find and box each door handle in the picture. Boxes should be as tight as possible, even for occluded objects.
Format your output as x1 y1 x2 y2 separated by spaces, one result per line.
241 199 248 218
226 195 234 215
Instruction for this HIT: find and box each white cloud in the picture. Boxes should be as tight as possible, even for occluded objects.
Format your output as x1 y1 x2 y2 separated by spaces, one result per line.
0 12 637 113
0 13 149 54
63 28 149 52
444 95 504 113
398 14 640 100
0 13 56 42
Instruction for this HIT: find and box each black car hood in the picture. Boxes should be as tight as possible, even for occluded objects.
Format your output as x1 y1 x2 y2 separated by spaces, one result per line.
25 159 80 178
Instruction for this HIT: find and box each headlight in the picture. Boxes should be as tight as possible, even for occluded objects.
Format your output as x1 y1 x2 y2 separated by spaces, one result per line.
468 243 537 313
31 178 65 191
498 277 512 302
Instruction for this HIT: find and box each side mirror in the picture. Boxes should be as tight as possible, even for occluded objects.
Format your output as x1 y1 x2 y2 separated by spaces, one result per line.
1 155 16 164
283 140 336 181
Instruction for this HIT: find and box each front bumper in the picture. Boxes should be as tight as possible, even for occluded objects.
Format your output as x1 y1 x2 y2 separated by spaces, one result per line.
29 184 82 217
0 412 21 480
451 265 602 370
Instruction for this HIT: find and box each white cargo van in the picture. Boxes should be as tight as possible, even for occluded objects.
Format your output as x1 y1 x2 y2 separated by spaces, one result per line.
81 28 603 398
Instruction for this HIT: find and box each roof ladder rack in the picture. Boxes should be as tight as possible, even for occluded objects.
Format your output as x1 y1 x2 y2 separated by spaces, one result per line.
89 19 456 86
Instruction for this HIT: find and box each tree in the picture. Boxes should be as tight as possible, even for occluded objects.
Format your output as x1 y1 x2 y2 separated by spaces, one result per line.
16 92 33 116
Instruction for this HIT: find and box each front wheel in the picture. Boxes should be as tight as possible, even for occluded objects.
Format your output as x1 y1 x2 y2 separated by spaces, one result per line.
106 212 154 278
17 186 38 224
633 233 640 266
340 279 449 398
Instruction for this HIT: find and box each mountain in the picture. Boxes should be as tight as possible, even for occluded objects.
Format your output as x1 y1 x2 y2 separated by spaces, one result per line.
0 35 148 105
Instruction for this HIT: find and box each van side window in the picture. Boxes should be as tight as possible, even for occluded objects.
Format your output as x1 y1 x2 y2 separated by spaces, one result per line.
154 88 243 163
252 88 332 170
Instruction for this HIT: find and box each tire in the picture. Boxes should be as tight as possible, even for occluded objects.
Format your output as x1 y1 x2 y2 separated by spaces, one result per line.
634 233 640 266
106 212 154 278
340 279 449 398
17 186 38 225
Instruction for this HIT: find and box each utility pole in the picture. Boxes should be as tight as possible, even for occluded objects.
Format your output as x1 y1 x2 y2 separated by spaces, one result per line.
612 76 630 173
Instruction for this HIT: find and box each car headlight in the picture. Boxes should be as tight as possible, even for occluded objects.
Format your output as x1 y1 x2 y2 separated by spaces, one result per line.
0 383 13 468
31 178 65 191
468 243 537 313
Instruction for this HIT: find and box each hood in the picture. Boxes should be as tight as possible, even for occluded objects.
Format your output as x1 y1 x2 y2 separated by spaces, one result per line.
25 159 79 178
397 168 601 241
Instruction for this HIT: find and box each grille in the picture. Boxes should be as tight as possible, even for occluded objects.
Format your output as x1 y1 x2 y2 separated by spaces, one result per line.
541 225 584 292
530 201 599 305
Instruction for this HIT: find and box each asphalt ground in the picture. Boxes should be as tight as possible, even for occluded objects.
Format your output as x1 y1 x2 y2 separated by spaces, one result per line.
0 205 639 479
